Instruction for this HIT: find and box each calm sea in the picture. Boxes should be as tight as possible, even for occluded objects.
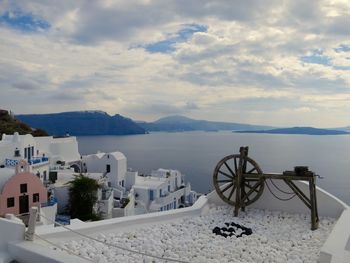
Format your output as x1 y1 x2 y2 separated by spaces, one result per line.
77 132 350 204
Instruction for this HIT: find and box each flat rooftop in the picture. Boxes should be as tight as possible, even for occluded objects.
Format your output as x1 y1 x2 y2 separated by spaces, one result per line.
47 206 335 263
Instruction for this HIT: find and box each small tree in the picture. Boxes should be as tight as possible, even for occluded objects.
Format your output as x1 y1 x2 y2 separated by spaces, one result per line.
68 174 101 221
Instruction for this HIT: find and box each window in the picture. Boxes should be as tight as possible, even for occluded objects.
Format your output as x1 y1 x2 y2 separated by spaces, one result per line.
149 190 154 201
168 184 170 192
106 164 111 173
7 197 15 208
24 148 27 158
33 193 40 202
14 148 20 157
20 183 27 193
121 180 124 187
159 189 162 197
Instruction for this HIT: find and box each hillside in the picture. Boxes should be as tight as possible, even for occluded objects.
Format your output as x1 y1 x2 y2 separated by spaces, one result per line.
0 109 48 136
138 115 274 132
235 127 350 135
16 111 146 136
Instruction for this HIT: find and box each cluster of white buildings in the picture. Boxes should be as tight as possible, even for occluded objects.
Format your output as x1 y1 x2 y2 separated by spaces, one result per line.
0 132 197 224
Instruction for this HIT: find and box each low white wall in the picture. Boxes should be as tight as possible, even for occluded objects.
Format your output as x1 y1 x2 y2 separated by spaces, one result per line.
40 204 57 225
207 180 348 218
37 195 209 242
319 208 350 263
124 194 135 217
8 241 86 263
0 216 25 252
112 207 124 218
0 216 25 263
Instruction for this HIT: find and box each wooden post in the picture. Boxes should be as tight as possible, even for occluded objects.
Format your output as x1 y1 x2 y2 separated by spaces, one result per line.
25 207 38 241
309 176 319 230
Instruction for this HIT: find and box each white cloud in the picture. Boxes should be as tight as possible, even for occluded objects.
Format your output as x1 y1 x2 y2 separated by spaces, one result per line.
1 0 350 126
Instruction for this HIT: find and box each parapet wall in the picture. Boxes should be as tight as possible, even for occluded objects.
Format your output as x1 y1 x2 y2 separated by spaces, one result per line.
37 195 210 241
207 180 348 218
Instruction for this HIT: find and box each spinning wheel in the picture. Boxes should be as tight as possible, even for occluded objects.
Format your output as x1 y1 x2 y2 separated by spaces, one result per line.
213 151 264 207
212 146 320 230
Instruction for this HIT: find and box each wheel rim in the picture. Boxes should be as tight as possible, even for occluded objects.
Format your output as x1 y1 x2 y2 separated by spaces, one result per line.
213 154 264 206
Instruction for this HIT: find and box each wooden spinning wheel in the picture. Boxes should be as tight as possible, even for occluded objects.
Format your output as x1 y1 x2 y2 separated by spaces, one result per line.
213 149 264 207
212 146 320 230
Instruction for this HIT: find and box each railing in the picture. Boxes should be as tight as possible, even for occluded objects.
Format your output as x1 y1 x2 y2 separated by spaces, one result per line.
29 157 49 165
5 157 49 167
5 158 19 167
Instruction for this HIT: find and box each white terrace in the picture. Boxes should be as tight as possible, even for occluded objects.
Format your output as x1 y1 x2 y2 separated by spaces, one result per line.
0 180 349 263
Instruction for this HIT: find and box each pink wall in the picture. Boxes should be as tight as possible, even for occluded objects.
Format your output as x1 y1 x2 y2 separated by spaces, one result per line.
0 171 48 216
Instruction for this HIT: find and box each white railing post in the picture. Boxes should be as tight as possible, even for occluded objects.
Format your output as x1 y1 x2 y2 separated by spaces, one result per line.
25 207 38 241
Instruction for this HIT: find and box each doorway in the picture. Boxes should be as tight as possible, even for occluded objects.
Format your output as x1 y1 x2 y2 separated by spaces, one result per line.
19 195 29 214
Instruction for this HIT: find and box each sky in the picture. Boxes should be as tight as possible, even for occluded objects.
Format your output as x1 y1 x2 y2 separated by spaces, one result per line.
1 0 350 127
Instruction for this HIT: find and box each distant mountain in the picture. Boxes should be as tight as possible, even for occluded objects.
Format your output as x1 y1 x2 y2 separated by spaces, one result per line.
235 127 350 135
137 115 274 132
17 111 146 136
335 126 350 132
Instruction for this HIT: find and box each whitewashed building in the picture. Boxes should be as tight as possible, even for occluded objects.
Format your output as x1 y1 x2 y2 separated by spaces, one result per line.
0 133 197 220
0 133 81 224
0 132 80 183
83 152 127 189
81 153 197 216
133 169 197 213
81 152 138 218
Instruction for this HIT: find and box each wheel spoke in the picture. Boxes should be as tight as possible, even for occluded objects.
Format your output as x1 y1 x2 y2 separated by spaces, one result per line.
221 182 233 193
244 182 259 193
241 181 261 202
228 185 236 200
217 179 233 183
224 161 236 177
218 170 233 179
247 167 257 174
241 186 250 203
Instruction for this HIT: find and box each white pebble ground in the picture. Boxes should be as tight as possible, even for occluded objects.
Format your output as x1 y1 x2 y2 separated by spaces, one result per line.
58 206 336 263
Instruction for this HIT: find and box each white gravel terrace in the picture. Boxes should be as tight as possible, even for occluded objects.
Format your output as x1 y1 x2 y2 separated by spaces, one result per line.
56 206 336 263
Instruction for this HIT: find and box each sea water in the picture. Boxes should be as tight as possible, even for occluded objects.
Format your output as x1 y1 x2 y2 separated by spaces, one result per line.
77 131 350 204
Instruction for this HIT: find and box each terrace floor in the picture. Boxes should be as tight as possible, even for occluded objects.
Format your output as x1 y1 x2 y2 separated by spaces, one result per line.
47 206 336 263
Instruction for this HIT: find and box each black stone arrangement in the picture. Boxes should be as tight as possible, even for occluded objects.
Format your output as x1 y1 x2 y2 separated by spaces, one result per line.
212 222 252 238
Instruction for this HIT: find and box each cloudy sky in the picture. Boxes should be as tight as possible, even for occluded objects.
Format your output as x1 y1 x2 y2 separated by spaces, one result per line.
1 0 350 127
